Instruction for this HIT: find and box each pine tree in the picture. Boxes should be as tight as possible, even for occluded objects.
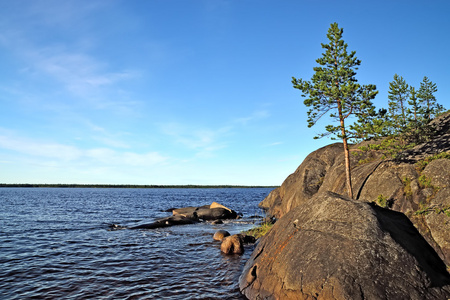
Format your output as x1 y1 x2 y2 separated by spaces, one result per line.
407 87 420 124
417 76 438 120
292 23 378 199
387 74 409 134
405 87 426 143
350 108 390 141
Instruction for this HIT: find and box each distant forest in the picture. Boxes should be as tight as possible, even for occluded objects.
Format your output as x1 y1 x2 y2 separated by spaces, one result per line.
0 183 278 189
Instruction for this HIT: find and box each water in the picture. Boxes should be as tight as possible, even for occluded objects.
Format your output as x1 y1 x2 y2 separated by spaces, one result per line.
0 187 272 299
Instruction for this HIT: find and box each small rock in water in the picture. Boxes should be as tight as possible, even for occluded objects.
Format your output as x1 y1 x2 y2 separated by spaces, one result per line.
221 234 244 255
108 224 126 231
220 234 257 254
213 230 230 241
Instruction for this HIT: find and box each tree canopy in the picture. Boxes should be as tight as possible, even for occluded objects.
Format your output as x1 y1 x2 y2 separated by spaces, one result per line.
387 74 410 134
292 22 378 199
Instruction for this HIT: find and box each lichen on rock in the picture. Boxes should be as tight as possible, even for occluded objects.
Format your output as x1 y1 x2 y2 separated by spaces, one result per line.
240 192 450 299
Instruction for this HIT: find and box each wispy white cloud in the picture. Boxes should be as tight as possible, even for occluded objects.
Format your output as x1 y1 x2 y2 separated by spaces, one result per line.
0 131 168 168
0 132 83 161
234 110 270 125
25 48 139 99
159 108 271 158
80 120 131 149
160 122 231 156
265 142 283 147
0 1 140 113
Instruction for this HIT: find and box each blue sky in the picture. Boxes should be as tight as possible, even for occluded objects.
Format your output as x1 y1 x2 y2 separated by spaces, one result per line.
0 0 449 185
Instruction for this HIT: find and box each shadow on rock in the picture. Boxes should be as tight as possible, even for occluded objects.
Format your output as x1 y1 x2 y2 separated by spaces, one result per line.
240 191 450 300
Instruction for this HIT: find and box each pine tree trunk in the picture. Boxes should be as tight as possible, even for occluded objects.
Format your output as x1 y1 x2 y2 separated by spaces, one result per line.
342 136 353 199
337 101 354 199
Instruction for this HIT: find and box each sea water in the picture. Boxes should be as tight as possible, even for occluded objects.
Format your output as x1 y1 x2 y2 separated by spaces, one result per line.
0 187 273 299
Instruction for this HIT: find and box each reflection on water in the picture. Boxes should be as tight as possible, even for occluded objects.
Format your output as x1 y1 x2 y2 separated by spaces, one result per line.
0 188 271 299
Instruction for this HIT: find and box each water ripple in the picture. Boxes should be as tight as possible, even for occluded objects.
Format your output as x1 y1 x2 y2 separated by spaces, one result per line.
0 187 272 299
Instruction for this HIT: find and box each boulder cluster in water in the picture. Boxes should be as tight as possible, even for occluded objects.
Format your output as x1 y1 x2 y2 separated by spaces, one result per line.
212 230 256 255
109 201 241 230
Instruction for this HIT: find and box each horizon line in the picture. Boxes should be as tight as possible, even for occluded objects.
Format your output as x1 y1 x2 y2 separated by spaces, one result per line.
0 183 279 189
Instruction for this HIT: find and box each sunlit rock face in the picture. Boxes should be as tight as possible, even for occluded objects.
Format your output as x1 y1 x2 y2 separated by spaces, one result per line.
258 112 450 266
240 192 450 300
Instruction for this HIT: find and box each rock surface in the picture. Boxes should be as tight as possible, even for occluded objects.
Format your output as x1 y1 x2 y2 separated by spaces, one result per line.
110 202 238 230
259 143 344 219
129 214 199 229
173 203 238 220
213 230 230 241
258 113 450 266
221 234 257 255
240 192 450 300
221 234 244 255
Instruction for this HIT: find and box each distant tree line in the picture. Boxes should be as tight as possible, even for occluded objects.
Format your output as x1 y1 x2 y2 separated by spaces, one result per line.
0 183 279 189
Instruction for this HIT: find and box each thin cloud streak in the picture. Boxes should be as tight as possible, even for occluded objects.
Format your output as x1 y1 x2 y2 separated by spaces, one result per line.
265 142 283 147
160 122 232 153
0 132 168 168
27 48 139 97
0 4 141 114
0 133 82 161
233 110 270 125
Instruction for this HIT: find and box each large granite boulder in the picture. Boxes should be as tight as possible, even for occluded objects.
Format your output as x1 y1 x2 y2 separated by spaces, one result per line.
240 192 450 300
259 143 344 219
258 113 450 266
421 159 450 265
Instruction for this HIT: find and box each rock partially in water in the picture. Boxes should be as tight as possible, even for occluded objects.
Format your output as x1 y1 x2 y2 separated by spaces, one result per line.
113 202 239 230
221 234 244 255
130 214 199 229
240 191 450 300
221 234 257 255
196 207 237 220
173 202 238 220
173 205 210 217
210 201 233 212
213 230 230 241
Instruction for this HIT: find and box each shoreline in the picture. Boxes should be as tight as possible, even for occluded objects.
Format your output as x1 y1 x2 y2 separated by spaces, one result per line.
0 183 279 189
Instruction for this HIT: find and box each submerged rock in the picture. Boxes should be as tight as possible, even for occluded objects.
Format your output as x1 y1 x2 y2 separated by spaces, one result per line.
240 191 450 300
